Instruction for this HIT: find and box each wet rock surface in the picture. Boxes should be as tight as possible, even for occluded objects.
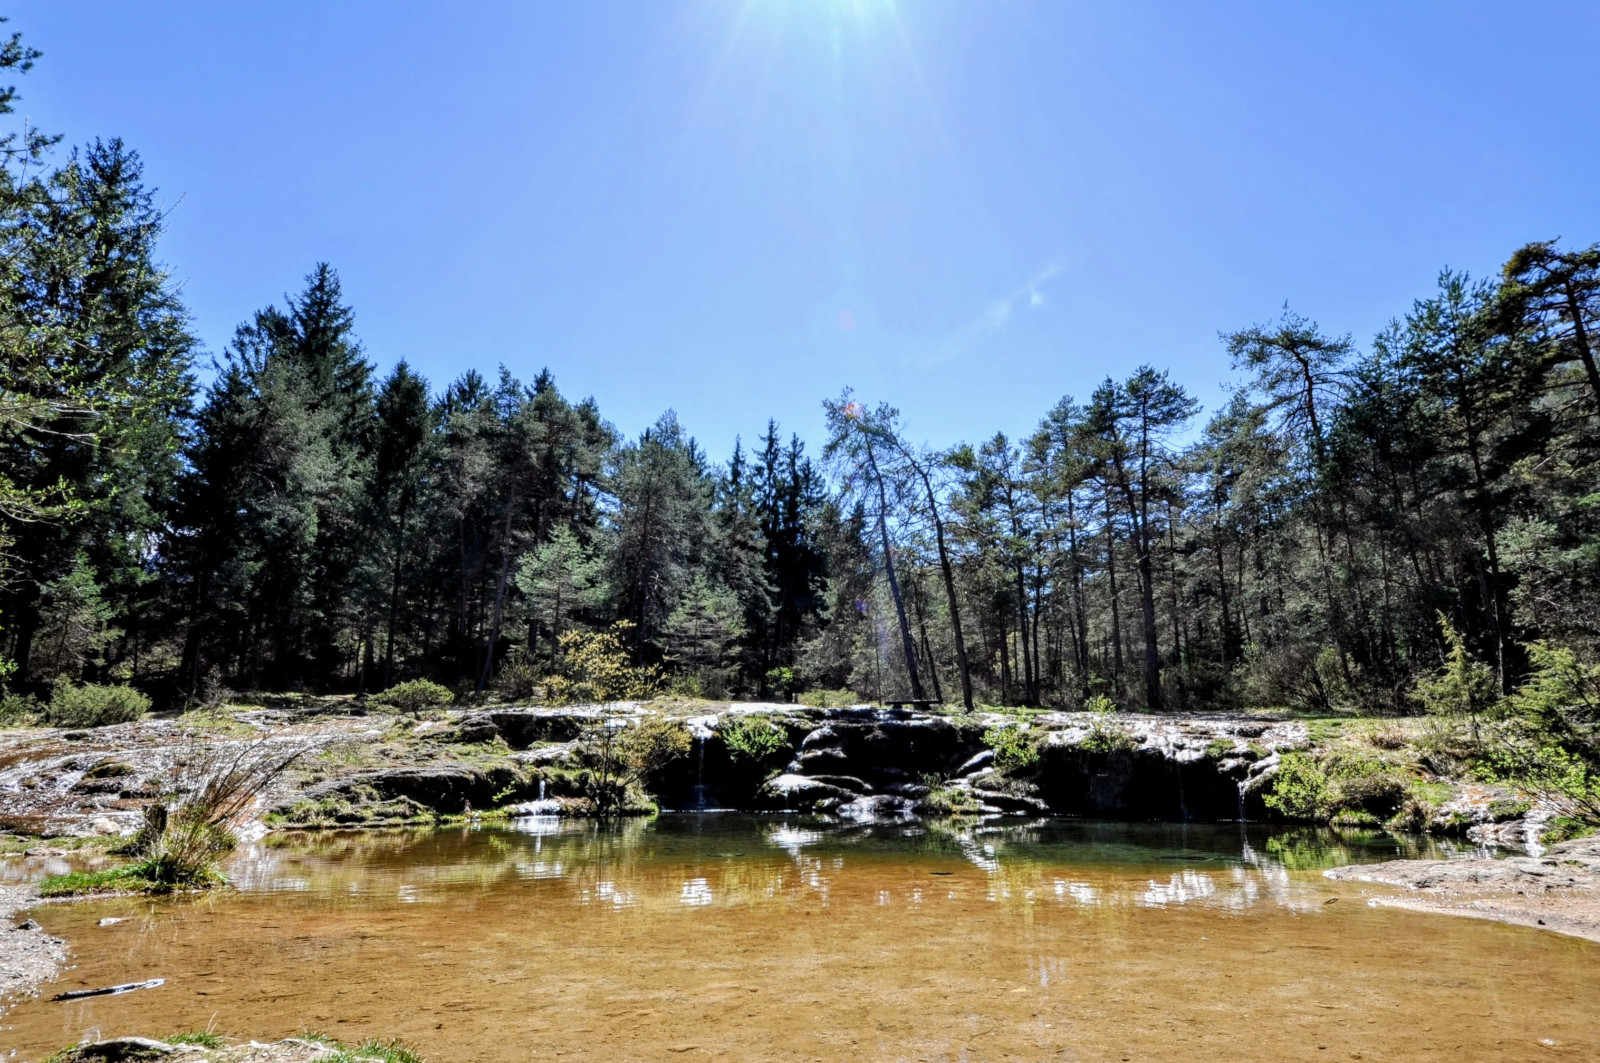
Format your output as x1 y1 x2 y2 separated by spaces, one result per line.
1326 834 1600 941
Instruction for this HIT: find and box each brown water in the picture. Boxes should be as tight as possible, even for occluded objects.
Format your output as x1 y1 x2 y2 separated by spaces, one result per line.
5 816 1598 1062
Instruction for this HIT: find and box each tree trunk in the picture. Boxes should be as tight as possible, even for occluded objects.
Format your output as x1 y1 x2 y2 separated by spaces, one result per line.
914 462 973 710
866 445 924 700
477 493 518 693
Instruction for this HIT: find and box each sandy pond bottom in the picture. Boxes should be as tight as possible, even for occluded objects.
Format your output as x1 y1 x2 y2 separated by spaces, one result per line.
5 816 1599 1063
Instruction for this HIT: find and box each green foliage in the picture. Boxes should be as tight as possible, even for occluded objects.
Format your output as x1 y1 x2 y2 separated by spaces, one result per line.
377 679 453 716
1468 642 1600 825
546 623 659 705
515 526 605 663
661 576 745 699
0 688 37 725
983 723 1039 772
584 713 690 816
325 1040 426 1063
764 666 798 701
797 688 860 708
37 858 219 897
164 1032 226 1048
1413 614 1498 738
720 715 787 763
1263 752 1332 820
1083 693 1116 716
41 679 149 727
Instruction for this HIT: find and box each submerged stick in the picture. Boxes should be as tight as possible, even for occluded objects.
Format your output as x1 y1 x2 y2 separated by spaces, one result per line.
51 978 165 1002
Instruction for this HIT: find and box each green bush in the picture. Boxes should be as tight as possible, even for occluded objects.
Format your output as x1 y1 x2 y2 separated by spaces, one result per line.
797 688 860 708
377 679 454 716
1263 751 1331 820
720 715 787 762
983 723 1039 772
42 681 150 728
0 690 39 726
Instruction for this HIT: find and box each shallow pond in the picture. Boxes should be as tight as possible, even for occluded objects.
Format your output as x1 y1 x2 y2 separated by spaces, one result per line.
5 816 1598 1061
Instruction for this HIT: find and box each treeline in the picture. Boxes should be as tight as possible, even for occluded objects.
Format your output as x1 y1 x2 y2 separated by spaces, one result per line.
2 22 1598 714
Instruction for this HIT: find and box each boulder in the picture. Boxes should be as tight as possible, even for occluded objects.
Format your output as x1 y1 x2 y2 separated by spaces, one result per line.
759 773 856 810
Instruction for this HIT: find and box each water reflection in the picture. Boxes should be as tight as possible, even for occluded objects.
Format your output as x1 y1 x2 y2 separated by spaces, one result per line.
6 816 1592 1063
212 814 1500 917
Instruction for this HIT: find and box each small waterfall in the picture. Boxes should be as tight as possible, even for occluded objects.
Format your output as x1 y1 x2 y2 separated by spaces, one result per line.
691 734 709 810
539 777 547 801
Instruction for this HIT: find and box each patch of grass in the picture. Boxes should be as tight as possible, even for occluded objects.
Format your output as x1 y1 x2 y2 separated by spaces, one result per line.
796 688 861 708
326 1040 426 1063
1543 817 1598 845
36 860 197 897
164 1031 227 1048
0 833 121 856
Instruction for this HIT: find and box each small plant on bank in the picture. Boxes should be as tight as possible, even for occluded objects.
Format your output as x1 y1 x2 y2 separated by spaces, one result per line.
41 679 149 728
1262 751 1332 820
983 723 1039 772
165 1031 227 1048
720 715 787 763
39 736 306 896
377 679 454 717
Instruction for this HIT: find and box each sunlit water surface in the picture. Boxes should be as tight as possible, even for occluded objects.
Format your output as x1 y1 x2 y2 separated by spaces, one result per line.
5 816 1598 1061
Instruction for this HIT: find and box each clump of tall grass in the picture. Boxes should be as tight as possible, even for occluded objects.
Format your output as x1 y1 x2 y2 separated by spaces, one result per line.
42 736 307 895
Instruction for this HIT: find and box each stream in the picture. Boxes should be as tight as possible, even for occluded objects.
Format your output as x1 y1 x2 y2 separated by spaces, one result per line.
5 815 1598 1061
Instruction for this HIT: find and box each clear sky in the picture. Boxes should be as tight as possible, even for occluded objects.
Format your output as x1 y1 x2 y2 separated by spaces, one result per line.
14 1 1600 457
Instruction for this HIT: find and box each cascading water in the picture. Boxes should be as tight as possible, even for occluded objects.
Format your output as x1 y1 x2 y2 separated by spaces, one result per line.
692 734 709 810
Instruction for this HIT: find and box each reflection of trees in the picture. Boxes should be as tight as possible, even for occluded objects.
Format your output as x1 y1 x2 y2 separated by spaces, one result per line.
226 816 1496 914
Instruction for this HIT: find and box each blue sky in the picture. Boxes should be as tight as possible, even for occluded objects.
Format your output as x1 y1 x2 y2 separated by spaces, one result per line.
15 1 1600 456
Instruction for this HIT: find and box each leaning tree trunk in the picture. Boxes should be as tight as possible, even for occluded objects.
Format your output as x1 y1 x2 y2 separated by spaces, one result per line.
865 445 924 701
913 462 973 710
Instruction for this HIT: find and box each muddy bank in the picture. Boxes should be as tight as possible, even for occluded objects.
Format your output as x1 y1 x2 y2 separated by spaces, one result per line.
1326 834 1600 941
0 884 67 1018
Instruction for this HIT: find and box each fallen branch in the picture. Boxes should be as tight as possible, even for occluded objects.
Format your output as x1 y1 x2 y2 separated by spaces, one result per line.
51 978 165 1001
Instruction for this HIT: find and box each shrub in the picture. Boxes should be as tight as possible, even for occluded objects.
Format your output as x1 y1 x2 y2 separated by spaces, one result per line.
377 679 454 716
1263 752 1331 820
1412 615 1498 740
983 723 1039 772
494 646 538 701
1083 693 1117 716
585 714 690 815
764 666 798 701
546 623 660 705
42 680 150 728
0 689 39 726
44 736 308 896
720 715 787 763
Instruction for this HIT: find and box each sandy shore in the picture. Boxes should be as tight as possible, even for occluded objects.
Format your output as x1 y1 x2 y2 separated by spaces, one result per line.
0 884 67 1017
1326 834 1600 942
